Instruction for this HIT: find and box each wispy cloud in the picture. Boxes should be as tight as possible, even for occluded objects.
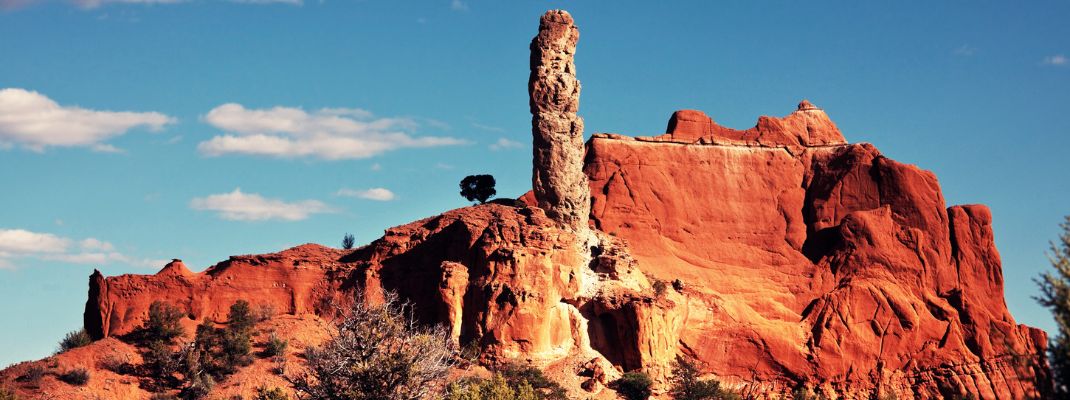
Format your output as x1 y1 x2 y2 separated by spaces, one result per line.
953 44 976 57
4 0 300 10
471 122 505 133
449 0 467 11
1042 54 1067 66
73 0 187 9
197 103 466 160
0 228 159 270
230 0 301 5
337 187 396 201
489 137 523 151
190 188 335 221
0 88 174 152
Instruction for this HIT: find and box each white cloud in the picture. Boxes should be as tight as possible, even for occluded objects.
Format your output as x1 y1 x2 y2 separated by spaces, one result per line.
71 0 298 8
190 188 335 221
337 187 396 201
80 238 115 252
197 103 466 160
489 137 524 151
0 228 155 270
72 0 186 9
370 163 382 171
0 229 69 254
1042 54 1067 66
0 88 174 151
450 0 467 11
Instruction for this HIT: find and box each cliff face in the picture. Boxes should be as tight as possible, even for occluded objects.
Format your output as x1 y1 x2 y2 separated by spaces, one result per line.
585 105 1049 398
64 9 1051 400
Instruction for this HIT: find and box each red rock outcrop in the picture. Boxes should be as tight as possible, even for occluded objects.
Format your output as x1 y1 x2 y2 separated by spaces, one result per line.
530 10 590 230
586 107 1049 398
35 9 1051 400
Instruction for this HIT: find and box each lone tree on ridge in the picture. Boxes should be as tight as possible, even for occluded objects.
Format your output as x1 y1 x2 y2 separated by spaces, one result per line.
459 175 496 204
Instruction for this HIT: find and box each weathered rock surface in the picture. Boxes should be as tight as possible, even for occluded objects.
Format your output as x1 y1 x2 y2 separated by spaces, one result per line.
586 108 1049 398
5 9 1051 400
530 9 590 230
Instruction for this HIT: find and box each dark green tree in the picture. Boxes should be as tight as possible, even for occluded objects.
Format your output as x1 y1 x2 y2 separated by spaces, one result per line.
617 371 653 400
143 301 186 343
1037 215 1070 395
342 233 355 250
669 356 739 400
459 175 496 204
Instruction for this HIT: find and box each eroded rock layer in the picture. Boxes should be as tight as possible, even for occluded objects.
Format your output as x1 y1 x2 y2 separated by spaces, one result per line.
530 10 590 230
585 105 1049 398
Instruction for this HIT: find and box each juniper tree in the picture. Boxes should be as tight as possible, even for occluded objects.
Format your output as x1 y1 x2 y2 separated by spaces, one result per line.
1037 216 1070 395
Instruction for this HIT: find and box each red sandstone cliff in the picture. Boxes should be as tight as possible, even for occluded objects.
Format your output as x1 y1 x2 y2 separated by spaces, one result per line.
64 103 1051 400
1 10 1052 400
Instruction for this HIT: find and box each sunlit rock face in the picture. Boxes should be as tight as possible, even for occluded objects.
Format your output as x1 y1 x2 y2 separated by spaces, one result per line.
69 9 1052 400
586 104 1050 398
529 10 590 231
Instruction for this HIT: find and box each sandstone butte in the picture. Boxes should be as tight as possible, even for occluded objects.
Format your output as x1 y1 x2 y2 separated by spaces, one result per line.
0 10 1052 400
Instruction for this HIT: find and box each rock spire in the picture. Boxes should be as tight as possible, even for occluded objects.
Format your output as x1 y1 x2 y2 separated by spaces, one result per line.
529 10 590 230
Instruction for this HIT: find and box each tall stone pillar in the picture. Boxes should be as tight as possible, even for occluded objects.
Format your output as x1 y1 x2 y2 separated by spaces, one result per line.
530 10 590 230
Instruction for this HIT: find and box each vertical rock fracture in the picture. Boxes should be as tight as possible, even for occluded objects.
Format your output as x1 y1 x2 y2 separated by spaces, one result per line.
530 10 590 230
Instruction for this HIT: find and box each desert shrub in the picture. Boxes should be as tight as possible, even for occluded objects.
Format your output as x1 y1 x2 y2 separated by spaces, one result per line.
652 279 668 298
342 233 355 250
1037 215 1070 396
669 356 739 400
672 279 685 291
791 387 829 400
99 352 136 375
228 300 256 335
290 291 457 400
57 368 90 386
0 387 17 400
617 371 654 400
143 301 186 343
15 365 45 385
180 371 214 400
262 333 288 358
143 340 181 385
499 363 568 400
57 329 92 353
192 300 256 375
255 387 290 400
460 175 496 204
148 393 179 400
445 374 538 400
255 303 276 322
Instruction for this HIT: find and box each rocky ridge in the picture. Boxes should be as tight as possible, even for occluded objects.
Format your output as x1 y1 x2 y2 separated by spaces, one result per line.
0 9 1051 400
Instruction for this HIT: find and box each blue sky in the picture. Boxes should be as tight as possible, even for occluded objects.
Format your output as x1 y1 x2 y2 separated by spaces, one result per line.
1 1 1068 366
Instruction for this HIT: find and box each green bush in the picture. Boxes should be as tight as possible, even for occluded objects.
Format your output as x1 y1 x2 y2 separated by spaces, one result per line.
669 356 739 400
499 363 568 400
617 371 653 400
446 375 538 400
144 301 186 343
255 387 290 400
262 333 288 358
228 300 255 335
57 329 92 353
57 368 90 386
